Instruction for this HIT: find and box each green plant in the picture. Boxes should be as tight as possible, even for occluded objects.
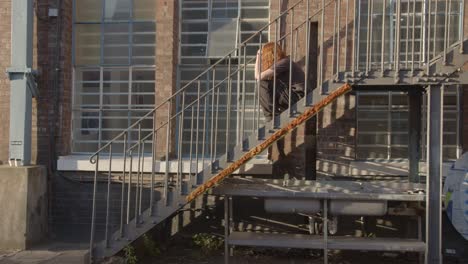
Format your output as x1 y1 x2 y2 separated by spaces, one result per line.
123 245 138 264
192 233 224 255
142 234 161 257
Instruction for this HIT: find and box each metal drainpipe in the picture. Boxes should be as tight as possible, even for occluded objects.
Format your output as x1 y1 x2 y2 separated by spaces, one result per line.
6 0 38 166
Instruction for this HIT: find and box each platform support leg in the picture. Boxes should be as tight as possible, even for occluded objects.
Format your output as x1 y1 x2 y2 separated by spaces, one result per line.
323 199 328 264
408 89 422 183
425 85 443 264
224 196 230 264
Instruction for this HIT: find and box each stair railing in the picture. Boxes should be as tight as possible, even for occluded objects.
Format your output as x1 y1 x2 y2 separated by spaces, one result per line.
88 0 465 262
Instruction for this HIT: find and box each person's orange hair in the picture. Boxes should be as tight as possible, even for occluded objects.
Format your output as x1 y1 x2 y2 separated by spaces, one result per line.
261 42 286 72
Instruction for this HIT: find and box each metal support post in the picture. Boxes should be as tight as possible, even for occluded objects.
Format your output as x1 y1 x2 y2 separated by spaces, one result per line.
224 196 230 264
7 0 38 166
425 85 443 264
408 89 422 183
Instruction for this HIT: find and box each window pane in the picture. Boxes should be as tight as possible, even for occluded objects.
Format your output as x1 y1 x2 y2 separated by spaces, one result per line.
76 0 102 22
134 0 156 20
75 25 101 66
208 20 238 56
103 24 130 64
105 0 131 21
133 22 156 65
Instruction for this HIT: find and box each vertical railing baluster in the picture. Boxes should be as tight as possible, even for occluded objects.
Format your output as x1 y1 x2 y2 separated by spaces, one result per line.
189 105 195 186
356 0 361 72
369 0 374 72
164 100 171 205
444 0 450 65
460 0 464 53
345 0 349 72
272 19 278 129
252 54 258 135
89 153 99 263
336 0 341 78
365 0 371 74
434 0 439 57
210 70 216 164
127 150 133 225
135 124 142 226
304 0 310 102
427 0 432 73
395 0 401 78
201 97 208 172
405 0 411 69
126 151 133 225
445 0 452 63
139 141 145 217
289 9 294 116
352 0 357 75
226 55 232 160
213 77 220 163
194 81 201 185
105 144 113 248
256 35 262 137
333 0 338 76
411 0 416 74
381 0 387 76
241 44 247 142
178 93 185 194
120 132 127 236
150 113 156 215
319 0 325 91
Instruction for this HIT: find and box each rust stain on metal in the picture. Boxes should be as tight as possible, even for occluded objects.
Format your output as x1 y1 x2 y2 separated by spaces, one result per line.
186 83 352 203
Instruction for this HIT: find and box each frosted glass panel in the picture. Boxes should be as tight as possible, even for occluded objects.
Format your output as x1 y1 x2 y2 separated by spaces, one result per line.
105 0 131 21
76 0 102 22
75 25 101 65
134 0 156 20
208 20 238 57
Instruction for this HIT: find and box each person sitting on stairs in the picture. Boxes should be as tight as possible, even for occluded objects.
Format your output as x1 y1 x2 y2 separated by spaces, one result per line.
255 42 305 122
255 42 307 179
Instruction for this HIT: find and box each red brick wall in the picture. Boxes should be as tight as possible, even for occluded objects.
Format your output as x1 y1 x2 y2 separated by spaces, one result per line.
0 0 11 165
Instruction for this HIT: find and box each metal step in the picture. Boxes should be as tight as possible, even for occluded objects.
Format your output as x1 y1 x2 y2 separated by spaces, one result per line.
228 232 426 252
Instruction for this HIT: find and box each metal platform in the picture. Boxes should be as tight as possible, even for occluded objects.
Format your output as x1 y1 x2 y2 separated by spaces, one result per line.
218 178 426 264
213 177 426 201
228 232 426 252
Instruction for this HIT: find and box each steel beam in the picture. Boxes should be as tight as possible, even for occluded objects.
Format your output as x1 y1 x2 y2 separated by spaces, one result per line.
6 0 37 166
425 85 443 264
408 89 422 183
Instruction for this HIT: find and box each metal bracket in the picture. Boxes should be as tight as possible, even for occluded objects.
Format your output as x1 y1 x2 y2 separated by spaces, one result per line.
6 67 39 97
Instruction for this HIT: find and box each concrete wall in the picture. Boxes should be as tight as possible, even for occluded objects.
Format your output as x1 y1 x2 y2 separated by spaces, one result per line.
0 166 47 250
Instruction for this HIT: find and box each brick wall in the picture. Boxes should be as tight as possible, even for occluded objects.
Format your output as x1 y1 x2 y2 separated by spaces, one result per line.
155 0 179 158
0 0 11 164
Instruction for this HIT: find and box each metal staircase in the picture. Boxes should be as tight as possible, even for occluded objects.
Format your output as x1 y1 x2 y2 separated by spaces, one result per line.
87 0 468 263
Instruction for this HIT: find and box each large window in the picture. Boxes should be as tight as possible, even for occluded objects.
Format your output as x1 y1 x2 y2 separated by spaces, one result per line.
72 0 156 153
179 0 270 156
357 0 462 70
356 87 461 160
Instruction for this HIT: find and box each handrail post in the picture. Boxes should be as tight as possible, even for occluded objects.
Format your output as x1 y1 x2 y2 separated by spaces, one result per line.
105 144 113 248
304 0 310 102
89 154 99 263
